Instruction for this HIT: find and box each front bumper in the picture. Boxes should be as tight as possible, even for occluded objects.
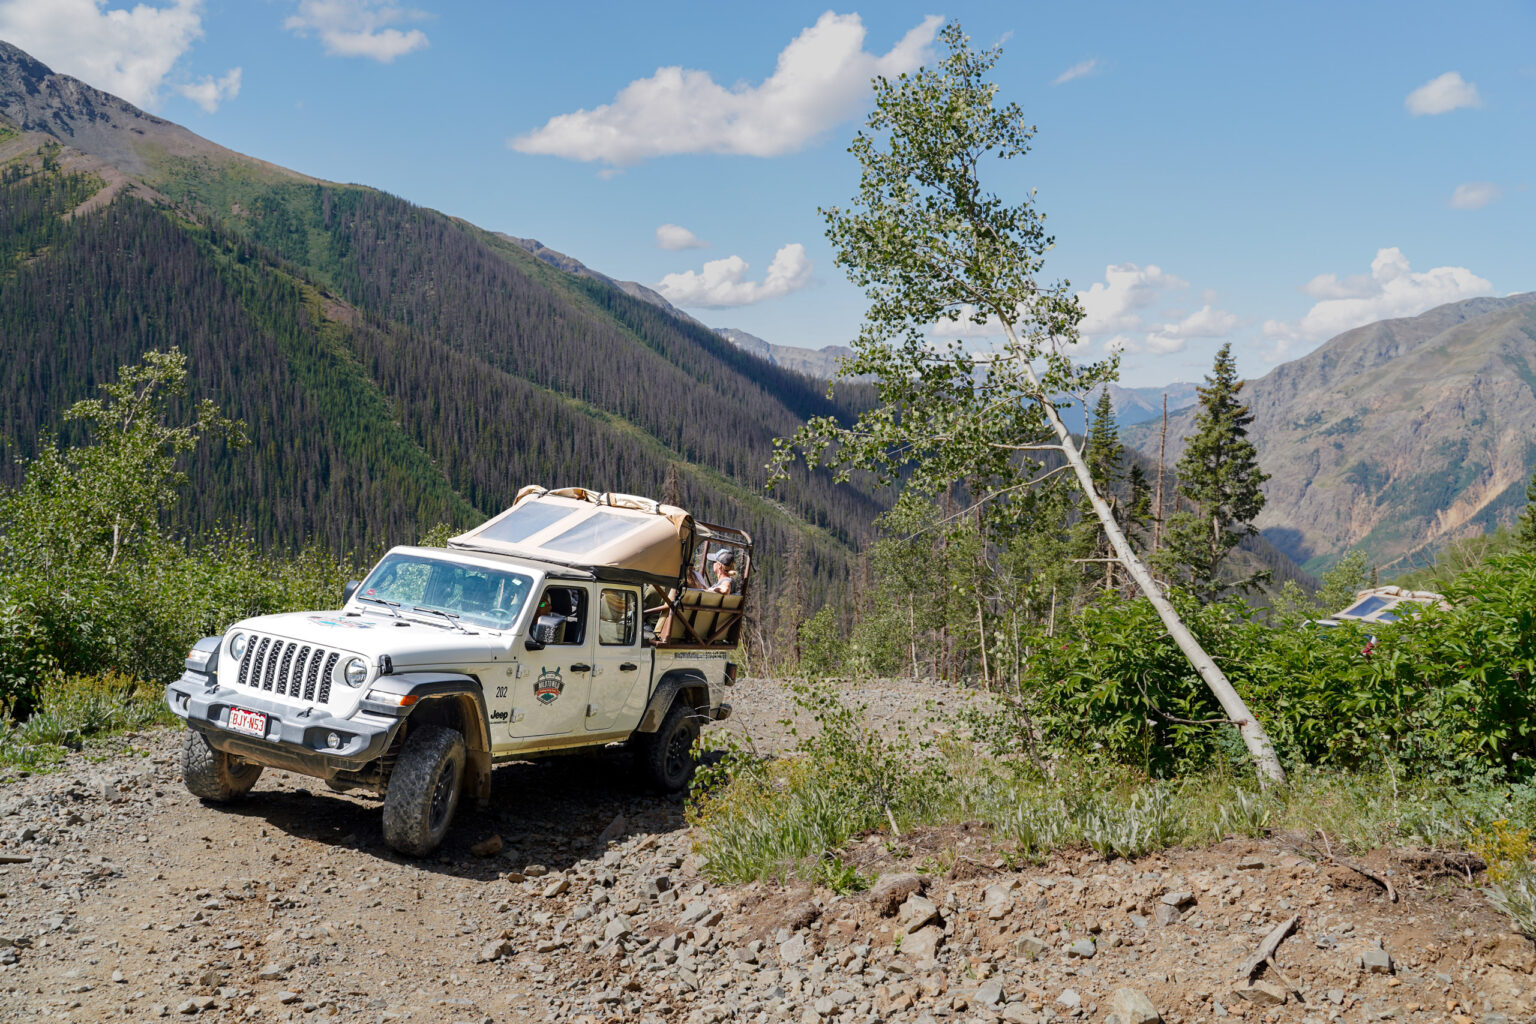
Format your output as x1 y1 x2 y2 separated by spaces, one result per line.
166 670 403 778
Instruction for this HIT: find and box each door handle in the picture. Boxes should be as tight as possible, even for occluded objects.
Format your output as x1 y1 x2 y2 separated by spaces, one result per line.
569 663 592 673
619 662 637 672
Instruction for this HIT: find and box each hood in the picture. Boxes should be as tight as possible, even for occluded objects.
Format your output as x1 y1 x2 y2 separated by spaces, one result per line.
229 609 512 669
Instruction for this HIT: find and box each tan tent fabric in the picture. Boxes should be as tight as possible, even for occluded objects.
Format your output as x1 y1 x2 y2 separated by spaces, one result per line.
450 488 695 581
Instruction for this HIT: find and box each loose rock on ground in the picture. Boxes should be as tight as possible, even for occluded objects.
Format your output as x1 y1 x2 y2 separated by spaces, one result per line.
0 676 1529 1023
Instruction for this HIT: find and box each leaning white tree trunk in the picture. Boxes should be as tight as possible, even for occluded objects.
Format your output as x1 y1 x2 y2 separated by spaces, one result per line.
1005 328 1287 786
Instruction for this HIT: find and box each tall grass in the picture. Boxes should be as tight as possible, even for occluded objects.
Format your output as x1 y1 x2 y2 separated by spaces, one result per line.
0 672 172 771
691 683 1536 886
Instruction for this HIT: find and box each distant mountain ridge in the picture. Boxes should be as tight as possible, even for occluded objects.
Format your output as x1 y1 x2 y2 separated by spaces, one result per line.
713 328 855 380
1125 294 1536 573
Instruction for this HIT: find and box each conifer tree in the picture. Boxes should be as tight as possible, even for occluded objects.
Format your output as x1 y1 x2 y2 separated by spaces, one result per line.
1518 465 1536 551
1084 390 1122 487
1160 344 1269 600
1126 462 1153 548
1075 389 1123 594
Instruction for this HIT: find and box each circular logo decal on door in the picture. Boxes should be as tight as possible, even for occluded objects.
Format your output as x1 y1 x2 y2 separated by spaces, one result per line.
534 667 564 704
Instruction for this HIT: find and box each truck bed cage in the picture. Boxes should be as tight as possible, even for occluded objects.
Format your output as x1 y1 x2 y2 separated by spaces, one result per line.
646 519 752 649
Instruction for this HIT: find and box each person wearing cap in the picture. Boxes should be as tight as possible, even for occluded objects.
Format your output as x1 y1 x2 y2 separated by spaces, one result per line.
707 549 740 595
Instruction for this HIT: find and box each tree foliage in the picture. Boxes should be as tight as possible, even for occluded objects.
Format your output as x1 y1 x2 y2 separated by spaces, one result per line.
0 353 349 715
1160 343 1269 600
772 22 1111 527
768 25 1284 787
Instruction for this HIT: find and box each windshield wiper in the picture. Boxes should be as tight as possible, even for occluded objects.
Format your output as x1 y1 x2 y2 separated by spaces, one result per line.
356 595 401 618
412 606 470 632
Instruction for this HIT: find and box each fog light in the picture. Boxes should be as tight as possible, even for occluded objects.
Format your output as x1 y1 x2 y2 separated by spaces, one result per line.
326 732 341 749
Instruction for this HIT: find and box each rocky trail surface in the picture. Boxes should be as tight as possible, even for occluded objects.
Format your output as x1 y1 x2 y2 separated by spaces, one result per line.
0 678 1531 1024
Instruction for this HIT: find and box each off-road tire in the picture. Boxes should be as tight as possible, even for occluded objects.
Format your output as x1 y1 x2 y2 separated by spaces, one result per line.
182 728 263 801
382 724 465 857
638 700 700 793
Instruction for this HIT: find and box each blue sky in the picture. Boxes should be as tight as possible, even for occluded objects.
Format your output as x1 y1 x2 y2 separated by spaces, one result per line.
1 0 1530 385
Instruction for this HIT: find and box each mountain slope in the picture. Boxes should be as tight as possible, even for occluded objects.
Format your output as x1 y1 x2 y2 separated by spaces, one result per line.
0 41 885 621
1125 294 1536 573
500 237 860 382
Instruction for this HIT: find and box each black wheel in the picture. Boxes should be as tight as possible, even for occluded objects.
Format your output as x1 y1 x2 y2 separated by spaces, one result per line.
638 700 700 793
182 728 263 802
382 724 465 857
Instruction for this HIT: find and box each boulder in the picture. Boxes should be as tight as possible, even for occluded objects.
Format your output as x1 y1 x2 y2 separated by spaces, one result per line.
1111 988 1162 1024
899 894 941 934
903 925 943 962
870 873 925 917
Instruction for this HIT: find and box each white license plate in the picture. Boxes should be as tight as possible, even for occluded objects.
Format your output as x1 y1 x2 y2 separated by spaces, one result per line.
228 708 268 737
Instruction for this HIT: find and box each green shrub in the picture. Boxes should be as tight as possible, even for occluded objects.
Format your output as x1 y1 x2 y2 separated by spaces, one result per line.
1473 821 1536 937
990 550 1536 782
796 607 846 677
694 699 1536 885
0 671 172 770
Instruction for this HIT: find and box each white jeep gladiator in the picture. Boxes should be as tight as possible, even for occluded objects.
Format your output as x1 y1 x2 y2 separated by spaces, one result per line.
166 487 749 856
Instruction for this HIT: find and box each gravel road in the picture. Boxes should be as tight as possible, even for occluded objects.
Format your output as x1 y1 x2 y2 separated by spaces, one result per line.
0 678 1530 1024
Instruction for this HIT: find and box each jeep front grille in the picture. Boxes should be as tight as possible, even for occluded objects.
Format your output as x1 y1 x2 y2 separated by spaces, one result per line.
235 637 340 705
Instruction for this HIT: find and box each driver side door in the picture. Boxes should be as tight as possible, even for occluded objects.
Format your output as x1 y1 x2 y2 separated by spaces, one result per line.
507 583 595 740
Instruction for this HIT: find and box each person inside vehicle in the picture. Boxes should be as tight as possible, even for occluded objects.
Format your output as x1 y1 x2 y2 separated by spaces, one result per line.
707 549 740 595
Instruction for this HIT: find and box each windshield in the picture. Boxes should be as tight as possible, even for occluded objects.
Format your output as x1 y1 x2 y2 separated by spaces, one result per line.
357 553 533 630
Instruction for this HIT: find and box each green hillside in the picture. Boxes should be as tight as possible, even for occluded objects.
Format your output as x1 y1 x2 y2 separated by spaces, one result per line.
0 43 889 636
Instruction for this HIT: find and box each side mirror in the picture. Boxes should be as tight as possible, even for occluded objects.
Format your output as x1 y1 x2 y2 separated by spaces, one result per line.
524 638 545 652
342 580 362 605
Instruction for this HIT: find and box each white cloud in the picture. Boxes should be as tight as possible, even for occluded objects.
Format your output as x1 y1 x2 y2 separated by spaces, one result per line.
284 0 429 62
1064 263 1245 356
1449 181 1501 210
1052 58 1098 85
1301 270 1378 300
655 224 708 251
1075 262 1188 337
655 244 812 308
175 66 240 113
1262 247 1493 361
1142 305 1242 355
0 0 215 110
927 304 1025 340
1404 71 1481 116
511 12 943 165
926 262 1237 356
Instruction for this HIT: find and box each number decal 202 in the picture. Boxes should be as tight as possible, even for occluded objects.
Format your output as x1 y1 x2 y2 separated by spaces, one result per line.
495 686 508 699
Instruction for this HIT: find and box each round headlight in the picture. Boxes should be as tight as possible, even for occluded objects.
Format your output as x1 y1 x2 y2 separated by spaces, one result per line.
342 657 368 688
229 633 248 660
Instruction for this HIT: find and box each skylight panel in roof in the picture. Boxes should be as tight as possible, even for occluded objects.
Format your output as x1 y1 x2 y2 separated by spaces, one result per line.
542 511 649 554
1341 595 1390 618
476 502 575 545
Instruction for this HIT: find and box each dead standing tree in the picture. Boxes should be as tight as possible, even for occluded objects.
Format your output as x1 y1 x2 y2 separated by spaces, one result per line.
771 23 1285 785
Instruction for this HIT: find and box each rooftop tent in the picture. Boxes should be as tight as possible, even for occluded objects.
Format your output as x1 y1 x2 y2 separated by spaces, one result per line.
448 486 695 585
